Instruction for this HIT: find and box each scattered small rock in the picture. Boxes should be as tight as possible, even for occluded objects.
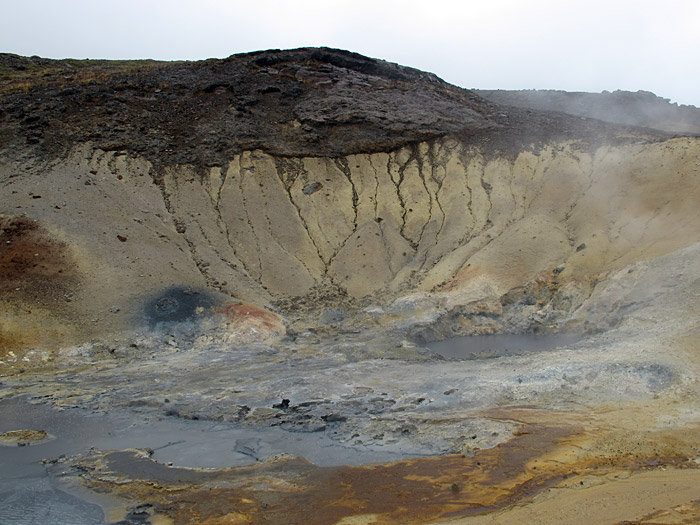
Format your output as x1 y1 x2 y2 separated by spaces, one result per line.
272 398 291 409
576 242 586 252
302 182 323 195
321 413 347 423
117 234 127 242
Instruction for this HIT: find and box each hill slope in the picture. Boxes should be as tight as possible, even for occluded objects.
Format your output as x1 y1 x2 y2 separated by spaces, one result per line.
1 48 649 166
476 88 700 134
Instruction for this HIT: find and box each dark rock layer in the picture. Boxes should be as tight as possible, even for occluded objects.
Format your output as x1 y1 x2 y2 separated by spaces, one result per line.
0 48 656 167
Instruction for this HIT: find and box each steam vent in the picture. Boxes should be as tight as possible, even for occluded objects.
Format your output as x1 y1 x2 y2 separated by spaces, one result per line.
3 48 700 524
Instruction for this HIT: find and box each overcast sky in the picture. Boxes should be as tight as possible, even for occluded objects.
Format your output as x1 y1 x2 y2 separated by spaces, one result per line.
2 0 699 106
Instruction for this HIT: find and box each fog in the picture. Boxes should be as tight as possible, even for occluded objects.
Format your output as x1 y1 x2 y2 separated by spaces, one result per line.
1 0 699 107
476 89 700 133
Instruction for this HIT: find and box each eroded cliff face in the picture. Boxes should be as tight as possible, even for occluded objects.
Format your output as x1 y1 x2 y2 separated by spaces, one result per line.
161 136 700 299
2 134 699 357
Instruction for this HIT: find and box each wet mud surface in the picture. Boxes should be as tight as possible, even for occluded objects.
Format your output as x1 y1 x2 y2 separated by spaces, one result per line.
144 287 220 327
0 394 433 524
426 333 581 360
48 411 700 525
3 320 700 524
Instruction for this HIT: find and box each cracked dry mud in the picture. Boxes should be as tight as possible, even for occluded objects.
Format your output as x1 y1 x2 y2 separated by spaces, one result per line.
2 48 700 524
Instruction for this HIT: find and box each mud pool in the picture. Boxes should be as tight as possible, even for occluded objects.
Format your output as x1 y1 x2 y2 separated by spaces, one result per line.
0 394 429 524
426 333 581 360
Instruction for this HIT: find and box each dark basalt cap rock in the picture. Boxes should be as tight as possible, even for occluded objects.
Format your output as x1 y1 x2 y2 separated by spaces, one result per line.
0 47 657 167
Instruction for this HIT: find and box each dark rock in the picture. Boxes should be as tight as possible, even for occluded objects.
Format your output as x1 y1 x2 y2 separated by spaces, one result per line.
522 295 537 306
116 503 155 524
0 48 656 168
302 182 323 195
280 419 327 433
321 413 347 423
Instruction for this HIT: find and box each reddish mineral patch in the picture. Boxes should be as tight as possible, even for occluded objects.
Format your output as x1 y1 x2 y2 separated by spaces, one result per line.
215 302 285 332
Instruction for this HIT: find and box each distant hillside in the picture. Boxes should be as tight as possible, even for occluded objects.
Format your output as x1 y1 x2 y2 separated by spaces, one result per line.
475 89 700 134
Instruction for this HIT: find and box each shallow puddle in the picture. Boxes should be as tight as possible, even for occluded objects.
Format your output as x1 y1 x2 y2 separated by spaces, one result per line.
427 333 580 360
0 395 427 524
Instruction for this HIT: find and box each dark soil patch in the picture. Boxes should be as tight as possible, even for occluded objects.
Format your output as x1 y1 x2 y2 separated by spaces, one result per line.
0 216 78 307
143 286 219 327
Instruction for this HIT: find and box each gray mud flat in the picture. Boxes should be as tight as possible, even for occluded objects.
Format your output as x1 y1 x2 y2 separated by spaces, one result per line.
427 333 581 360
0 399 109 524
0 394 427 524
0 478 105 525
0 396 426 469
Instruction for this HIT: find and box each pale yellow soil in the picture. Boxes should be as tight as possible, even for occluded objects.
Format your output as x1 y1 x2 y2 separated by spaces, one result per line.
447 469 700 525
2 137 700 362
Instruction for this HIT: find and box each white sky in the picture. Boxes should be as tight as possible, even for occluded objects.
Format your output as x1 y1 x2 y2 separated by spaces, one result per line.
2 0 699 106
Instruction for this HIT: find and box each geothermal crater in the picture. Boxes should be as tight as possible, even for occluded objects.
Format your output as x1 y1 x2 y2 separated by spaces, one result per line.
2 48 700 524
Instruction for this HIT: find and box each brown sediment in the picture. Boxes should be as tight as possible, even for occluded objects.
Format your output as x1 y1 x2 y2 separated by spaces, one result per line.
64 414 696 525
0 216 80 356
0 216 78 304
